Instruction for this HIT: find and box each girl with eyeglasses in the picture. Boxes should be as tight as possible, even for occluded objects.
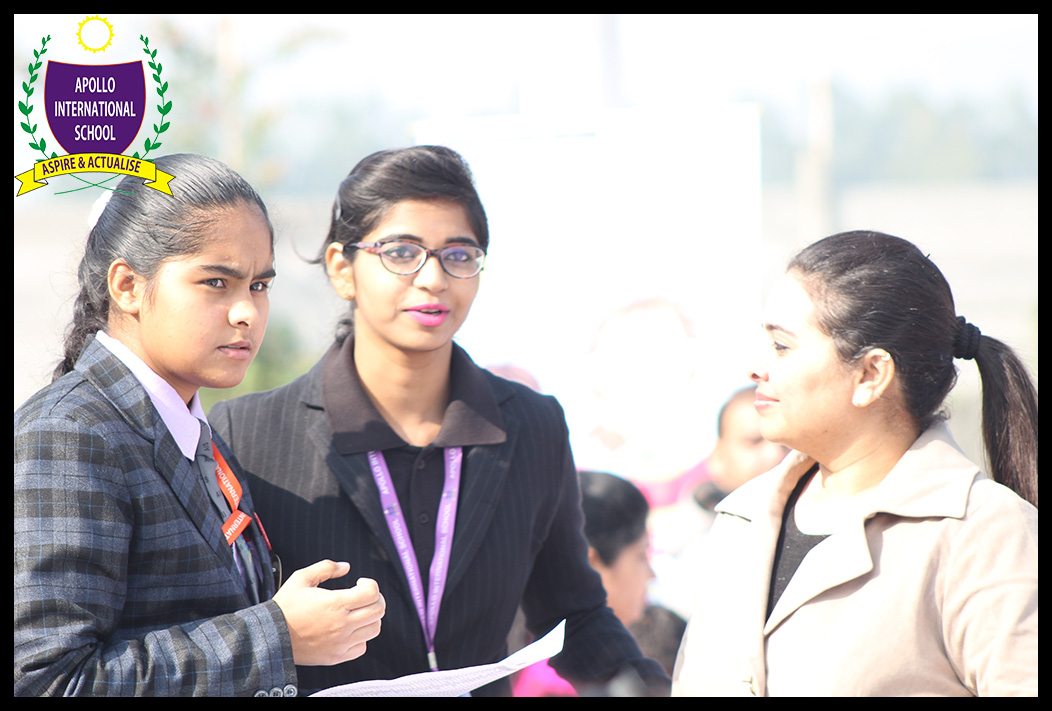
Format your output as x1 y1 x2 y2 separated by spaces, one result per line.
210 145 669 696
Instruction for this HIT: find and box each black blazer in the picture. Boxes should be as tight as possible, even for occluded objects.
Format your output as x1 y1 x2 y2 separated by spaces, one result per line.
210 343 669 696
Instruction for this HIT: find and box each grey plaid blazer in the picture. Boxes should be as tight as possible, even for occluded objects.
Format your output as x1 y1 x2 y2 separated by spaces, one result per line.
14 337 296 697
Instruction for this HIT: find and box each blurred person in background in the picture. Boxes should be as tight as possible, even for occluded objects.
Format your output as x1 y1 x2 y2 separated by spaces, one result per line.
673 231 1038 696
650 385 788 619
692 385 790 511
580 470 656 629
516 470 680 696
628 605 687 679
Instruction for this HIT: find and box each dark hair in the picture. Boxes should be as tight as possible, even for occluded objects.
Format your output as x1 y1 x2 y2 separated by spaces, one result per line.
579 470 650 566
53 153 273 380
628 605 687 677
788 230 1038 508
313 145 489 342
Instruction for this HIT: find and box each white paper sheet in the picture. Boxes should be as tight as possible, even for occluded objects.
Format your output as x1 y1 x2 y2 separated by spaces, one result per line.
309 619 566 697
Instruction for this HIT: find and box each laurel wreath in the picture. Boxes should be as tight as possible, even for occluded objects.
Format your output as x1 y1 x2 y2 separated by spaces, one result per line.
136 34 173 160
17 33 174 194
18 35 53 163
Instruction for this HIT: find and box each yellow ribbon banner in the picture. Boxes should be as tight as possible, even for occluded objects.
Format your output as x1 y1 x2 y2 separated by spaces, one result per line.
15 153 174 196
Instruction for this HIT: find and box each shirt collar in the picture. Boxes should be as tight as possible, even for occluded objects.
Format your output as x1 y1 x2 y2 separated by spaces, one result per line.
322 336 506 455
94 330 208 459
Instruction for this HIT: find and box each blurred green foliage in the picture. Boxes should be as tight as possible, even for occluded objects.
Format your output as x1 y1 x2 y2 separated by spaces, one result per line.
199 316 318 412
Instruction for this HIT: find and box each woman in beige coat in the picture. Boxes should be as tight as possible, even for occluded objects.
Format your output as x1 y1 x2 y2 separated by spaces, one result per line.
672 231 1037 696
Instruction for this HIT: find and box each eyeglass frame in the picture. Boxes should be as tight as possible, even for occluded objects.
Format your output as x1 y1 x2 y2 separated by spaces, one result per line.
348 240 487 279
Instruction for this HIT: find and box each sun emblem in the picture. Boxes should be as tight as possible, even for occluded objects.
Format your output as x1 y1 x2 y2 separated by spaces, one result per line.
77 15 115 54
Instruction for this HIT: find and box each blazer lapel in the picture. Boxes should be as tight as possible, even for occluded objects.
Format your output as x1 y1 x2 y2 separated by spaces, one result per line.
710 470 784 694
310 341 517 606
156 428 243 591
78 338 241 594
306 413 402 573
307 382 521 606
315 430 523 619
157 428 228 549
754 454 877 635
444 414 519 594
763 522 874 634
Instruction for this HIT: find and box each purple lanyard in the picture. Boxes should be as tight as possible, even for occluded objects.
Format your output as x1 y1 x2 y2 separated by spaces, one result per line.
367 447 462 671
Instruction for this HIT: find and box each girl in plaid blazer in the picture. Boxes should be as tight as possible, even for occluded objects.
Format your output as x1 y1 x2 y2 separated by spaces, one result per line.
14 154 384 697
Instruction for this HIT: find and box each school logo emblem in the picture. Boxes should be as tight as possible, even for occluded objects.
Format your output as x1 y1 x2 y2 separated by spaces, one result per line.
45 60 146 156
16 16 175 196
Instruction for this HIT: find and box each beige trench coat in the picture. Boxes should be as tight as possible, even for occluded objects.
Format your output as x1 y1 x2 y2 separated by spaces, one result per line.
672 423 1037 696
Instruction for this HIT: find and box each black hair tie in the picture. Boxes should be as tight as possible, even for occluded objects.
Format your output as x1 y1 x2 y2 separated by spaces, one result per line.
954 316 981 360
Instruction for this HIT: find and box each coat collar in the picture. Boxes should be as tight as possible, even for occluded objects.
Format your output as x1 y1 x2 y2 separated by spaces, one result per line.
716 421 981 525
714 421 983 643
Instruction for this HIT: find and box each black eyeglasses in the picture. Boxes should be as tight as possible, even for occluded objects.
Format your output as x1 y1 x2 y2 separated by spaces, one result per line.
350 240 486 279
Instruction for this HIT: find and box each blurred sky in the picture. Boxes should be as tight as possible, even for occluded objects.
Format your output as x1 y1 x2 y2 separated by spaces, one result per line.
13 14 1038 451
14 14 1038 137
218 14 1040 120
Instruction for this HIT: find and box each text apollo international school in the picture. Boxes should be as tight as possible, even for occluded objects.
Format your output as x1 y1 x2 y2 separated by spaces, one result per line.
51 76 136 142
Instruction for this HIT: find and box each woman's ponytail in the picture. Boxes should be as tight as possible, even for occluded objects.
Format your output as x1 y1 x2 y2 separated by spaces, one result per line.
972 334 1039 508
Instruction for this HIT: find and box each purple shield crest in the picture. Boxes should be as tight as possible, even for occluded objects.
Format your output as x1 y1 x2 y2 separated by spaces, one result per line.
44 60 145 156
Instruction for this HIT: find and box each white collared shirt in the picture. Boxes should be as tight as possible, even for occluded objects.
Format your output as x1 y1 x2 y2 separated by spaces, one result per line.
94 331 209 459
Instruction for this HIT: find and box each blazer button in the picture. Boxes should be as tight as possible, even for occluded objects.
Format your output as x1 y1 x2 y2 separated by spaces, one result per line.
282 684 298 697
269 686 284 696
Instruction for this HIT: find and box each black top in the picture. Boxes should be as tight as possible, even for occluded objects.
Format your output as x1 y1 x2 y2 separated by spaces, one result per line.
321 336 505 577
767 466 828 621
210 337 670 695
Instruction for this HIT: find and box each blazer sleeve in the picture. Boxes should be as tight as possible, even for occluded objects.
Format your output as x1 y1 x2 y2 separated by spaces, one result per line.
519 398 670 695
14 406 296 697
